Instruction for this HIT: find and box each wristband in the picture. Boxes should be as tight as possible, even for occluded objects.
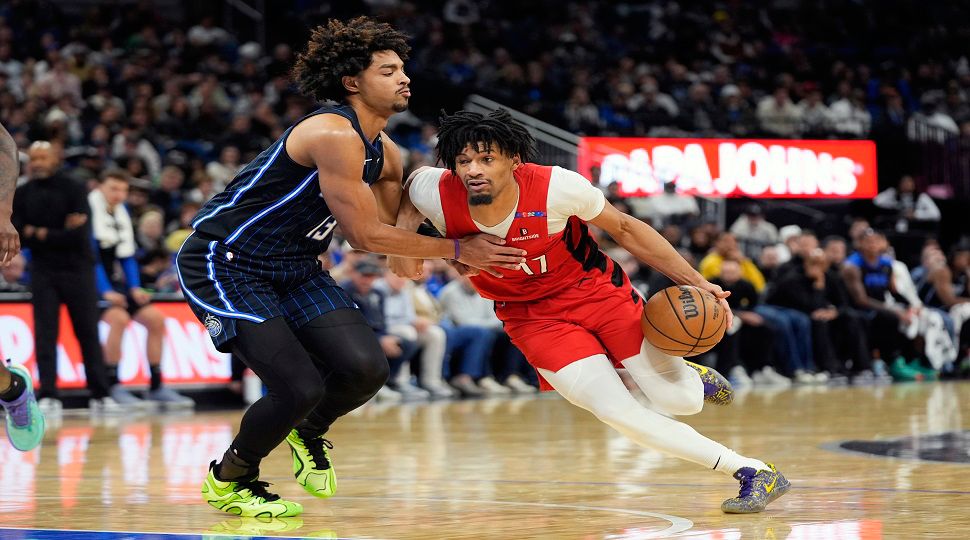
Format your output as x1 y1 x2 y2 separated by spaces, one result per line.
453 239 460 261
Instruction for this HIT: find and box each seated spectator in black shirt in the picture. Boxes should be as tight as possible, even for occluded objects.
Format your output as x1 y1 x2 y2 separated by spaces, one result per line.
775 230 819 279
757 244 784 283
822 235 848 268
768 249 876 381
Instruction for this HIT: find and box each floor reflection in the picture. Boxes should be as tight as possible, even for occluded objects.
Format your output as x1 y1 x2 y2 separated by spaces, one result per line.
681 519 883 539
0 415 234 512
1 383 967 539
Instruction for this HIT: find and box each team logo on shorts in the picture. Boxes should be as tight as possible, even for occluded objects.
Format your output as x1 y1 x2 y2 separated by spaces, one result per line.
204 314 223 338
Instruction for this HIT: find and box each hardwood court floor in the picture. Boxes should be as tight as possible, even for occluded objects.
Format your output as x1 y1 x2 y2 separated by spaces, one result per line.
1 382 969 539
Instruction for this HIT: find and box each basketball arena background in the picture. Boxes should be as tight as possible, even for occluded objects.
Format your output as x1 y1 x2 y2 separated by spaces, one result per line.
1 1 970 539
0 0 967 398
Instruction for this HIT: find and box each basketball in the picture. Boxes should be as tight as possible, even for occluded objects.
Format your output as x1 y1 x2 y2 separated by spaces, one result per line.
641 285 728 357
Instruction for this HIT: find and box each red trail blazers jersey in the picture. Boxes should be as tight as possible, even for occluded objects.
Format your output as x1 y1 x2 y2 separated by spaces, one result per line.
436 163 624 301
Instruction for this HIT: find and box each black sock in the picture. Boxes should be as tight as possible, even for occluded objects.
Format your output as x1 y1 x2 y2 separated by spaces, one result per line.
105 365 120 387
0 372 25 402
216 446 259 481
149 364 162 391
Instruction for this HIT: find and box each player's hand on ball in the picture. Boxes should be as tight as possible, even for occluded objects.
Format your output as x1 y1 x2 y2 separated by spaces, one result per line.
388 256 423 279
696 280 733 330
457 234 527 278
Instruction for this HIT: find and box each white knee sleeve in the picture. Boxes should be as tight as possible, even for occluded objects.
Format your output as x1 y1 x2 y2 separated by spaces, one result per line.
620 340 704 416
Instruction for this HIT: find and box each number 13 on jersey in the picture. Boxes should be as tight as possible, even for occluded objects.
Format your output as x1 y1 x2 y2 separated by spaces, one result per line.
518 254 548 275
306 216 337 241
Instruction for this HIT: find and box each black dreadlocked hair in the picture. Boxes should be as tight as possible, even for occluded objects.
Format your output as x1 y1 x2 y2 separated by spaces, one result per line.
291 17 410 103
435 109 538 172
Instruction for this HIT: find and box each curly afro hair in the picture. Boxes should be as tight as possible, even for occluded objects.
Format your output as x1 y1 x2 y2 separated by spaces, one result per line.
292 16 410 103
436 109 538 172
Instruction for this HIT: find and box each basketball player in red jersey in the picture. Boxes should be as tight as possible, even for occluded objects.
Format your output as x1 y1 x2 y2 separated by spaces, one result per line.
391 110 790 513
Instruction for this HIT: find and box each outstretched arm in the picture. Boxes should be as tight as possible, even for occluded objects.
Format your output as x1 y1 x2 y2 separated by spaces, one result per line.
291 118 525 270
590 203 704 287
0 123 21 265
589 202 733 328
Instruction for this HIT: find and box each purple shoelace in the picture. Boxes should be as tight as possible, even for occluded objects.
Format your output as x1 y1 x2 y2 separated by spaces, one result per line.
0 389 32 428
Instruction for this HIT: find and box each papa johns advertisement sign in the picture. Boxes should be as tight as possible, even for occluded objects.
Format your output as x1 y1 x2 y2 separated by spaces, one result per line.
0 302 230 388
578 137 877 198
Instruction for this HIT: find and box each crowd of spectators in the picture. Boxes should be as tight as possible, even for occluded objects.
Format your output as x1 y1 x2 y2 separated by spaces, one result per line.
393 0 970 144
0 1 968 401
596 196 970 388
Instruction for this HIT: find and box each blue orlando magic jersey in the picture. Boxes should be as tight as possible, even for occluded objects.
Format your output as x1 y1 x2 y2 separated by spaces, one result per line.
191 104 385 259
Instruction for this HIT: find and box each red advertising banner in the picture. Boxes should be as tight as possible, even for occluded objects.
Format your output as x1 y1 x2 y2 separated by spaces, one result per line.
578 137 878 198
0 302 230 389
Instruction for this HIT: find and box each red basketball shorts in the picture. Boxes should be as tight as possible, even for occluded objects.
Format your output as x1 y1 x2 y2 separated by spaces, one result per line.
494 278 645 390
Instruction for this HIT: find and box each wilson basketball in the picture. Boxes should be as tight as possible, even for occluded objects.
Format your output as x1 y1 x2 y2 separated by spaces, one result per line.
641 285 727 357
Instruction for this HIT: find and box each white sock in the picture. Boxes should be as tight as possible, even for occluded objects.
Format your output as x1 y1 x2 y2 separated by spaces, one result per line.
713 450 769 476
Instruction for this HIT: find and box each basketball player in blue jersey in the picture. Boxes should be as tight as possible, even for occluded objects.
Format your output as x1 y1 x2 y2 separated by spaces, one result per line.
178 17 526 517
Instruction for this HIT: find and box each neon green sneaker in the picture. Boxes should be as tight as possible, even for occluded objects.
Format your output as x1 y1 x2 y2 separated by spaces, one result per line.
1 361 45 451
285 429 337 498
201 461 303 517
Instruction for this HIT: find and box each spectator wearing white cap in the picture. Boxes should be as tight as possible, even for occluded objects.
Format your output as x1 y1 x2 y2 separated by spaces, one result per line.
775 224 803 264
